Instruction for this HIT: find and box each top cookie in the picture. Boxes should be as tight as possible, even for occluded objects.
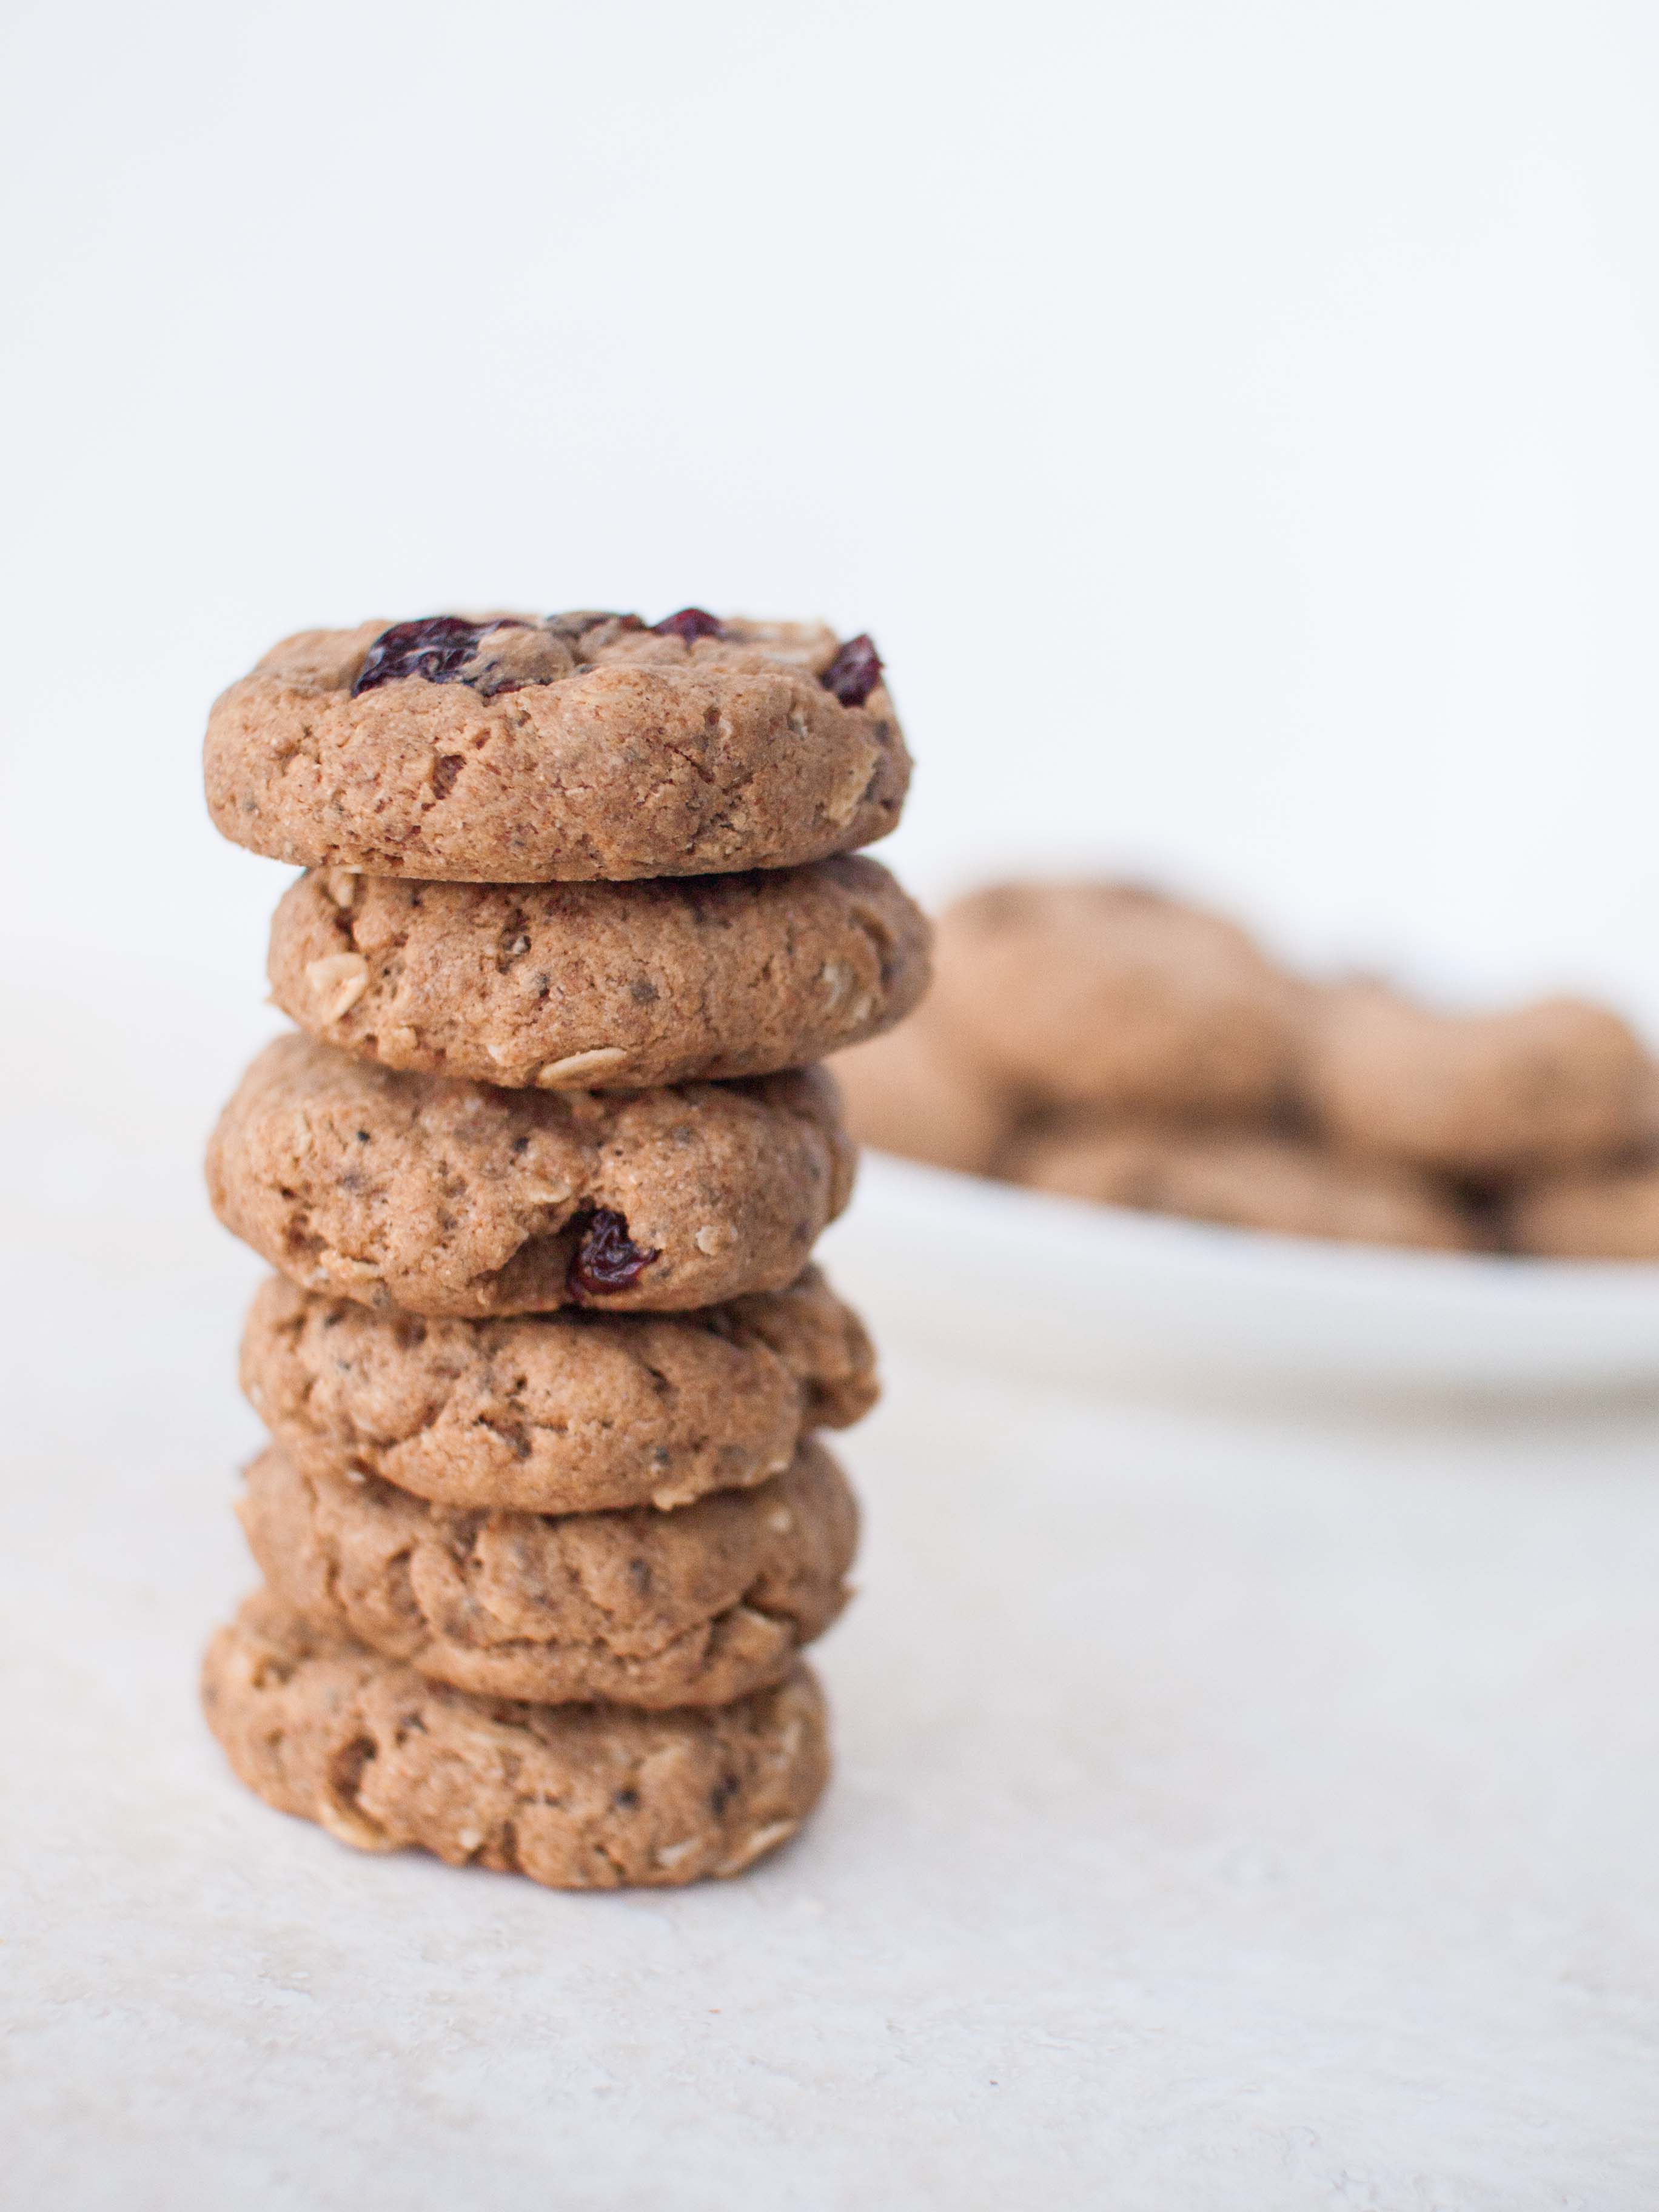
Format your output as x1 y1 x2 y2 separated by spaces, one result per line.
204 611 910 882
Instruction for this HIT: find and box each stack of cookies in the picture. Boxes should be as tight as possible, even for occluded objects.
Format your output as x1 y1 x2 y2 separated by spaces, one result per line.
197 609 928 1888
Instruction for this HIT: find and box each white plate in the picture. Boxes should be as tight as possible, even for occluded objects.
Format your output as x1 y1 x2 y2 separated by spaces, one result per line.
817 1150 1659 1401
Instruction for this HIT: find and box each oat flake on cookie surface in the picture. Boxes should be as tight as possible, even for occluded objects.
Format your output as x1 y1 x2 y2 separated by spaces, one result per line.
204 609 910 882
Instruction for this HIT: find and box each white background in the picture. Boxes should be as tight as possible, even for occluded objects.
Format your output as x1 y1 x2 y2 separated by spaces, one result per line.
5 0 1659 1015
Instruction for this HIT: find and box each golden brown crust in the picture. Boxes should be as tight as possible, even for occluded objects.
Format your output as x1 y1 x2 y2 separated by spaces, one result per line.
201 1590 829 1887
206 1035 857 1317
238 1439 857 1707
267 857 930 1090
240 1267 877 1513
204 614 909 882
1006 1118 1476 1252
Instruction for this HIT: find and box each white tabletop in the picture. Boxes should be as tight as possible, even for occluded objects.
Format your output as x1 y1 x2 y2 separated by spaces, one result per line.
6 951 1658 2210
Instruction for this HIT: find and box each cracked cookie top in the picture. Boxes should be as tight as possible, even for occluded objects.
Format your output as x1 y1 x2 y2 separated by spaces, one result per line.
204 610 911 882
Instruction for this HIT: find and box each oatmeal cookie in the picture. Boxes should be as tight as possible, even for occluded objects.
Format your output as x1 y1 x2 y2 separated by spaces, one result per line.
1505 1162 1659 1260
240 1266 876 1513
204 611 909 881
928 882 1299 1114
238 1438 856 1707
207 1034 856 1316
201 1589 828 1887
831 1007 1013 1175
1006 1118 1475 1252
1302 983 1647 1176
267 856 929 1089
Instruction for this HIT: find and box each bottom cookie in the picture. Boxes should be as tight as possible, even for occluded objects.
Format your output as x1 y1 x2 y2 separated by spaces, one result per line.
201 1590 829 1888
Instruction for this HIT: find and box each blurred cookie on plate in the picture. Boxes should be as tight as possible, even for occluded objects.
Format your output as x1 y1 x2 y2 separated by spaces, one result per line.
1504 1159 1659 1260
833 1008 1014 1175
1003 1118 1476 1253
1301 983 1648 1178
928 880 1302 1116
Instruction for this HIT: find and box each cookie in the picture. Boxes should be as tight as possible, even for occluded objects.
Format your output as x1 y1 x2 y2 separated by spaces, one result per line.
237 1438 857 1708
204 612 910 882
1302 983 1648 1176
267 856 930 1091
831 1008 1013 1176
201 1590 828 1888
1006 1119 1475 1252
206 1034 856 1317
928 882 1299 1114
1504 1162 1659 1261
240 1266 877 1513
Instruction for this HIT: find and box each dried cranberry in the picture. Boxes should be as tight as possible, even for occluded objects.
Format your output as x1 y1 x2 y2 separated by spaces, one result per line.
651 608 725 643
352 616 528 696
568 1208 659 1298
820 634 883 706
